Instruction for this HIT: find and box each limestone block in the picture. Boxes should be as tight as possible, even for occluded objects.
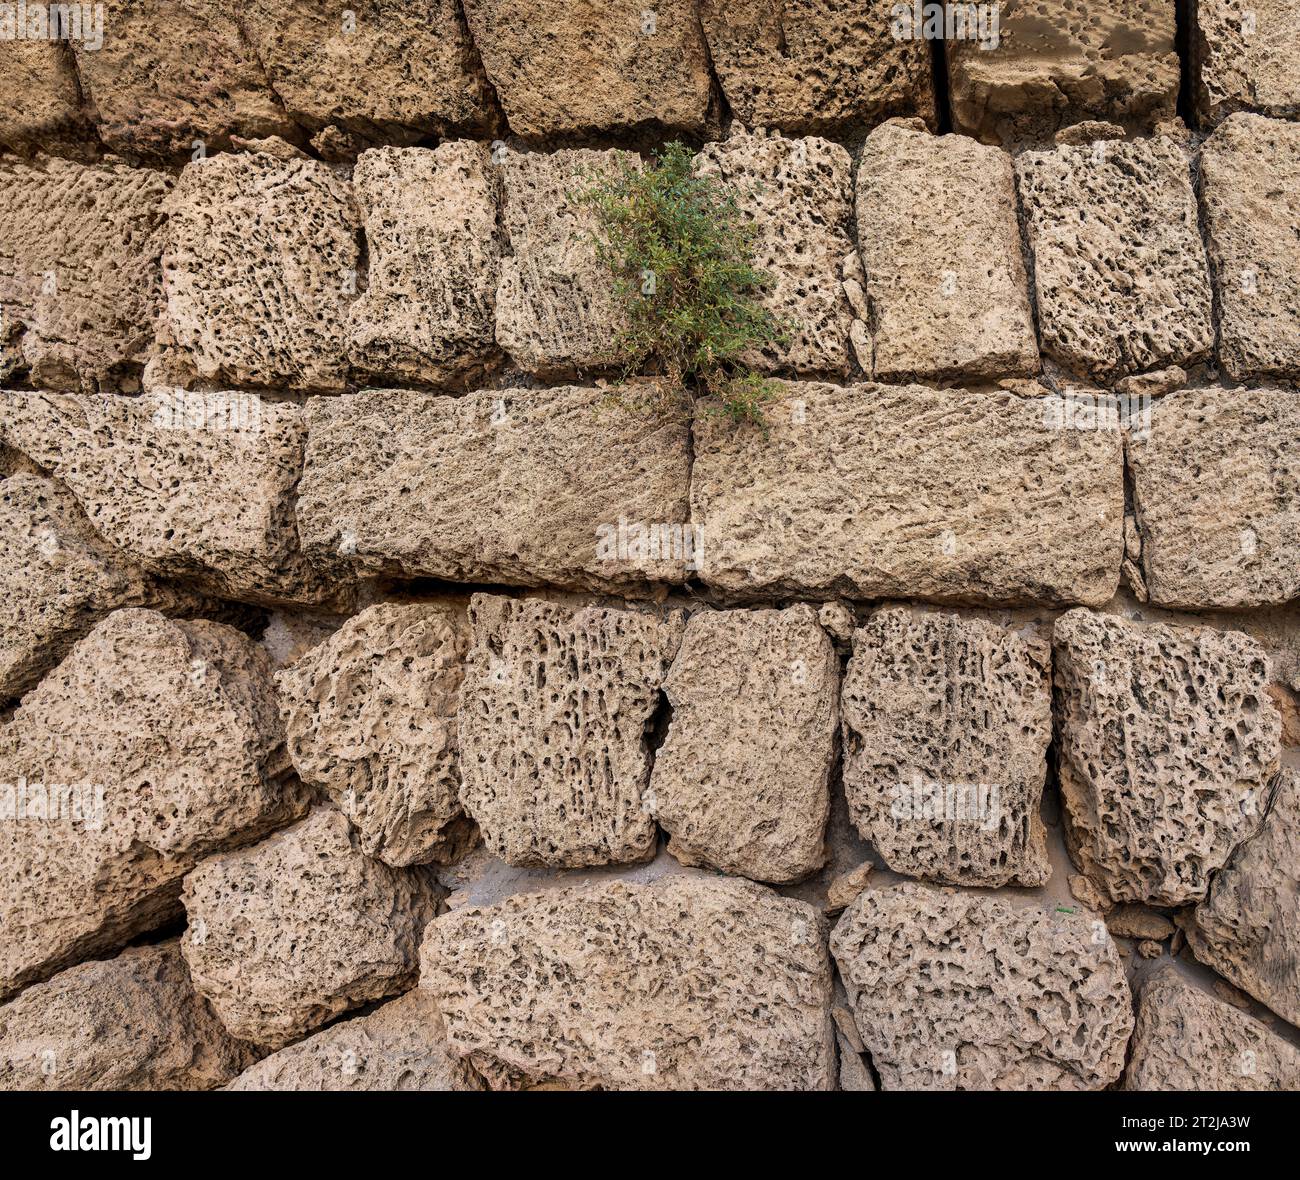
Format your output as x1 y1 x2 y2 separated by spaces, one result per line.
1195 0 1300 126
0 41 90 156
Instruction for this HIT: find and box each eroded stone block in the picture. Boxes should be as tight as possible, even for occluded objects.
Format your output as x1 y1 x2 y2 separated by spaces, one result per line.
648 605 837 883
421 877 835 1090
457 594 683 868
841 607 1052 887
830 882 1132 1090
1195 0 1300 126
181 807 441 1049
0 41 90 157
1053 609 1281 907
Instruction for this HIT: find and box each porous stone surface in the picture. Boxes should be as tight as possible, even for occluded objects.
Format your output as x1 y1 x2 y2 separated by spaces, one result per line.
0 475 198 703
841 607 1053 887
277 604 474 868
1015 137 1214 381
699 0 935 136
242 0 496 146
461 0 712 139
421 877 835 1090
648 605 837 883
1053 609 1281 907
0 158 172 391
855 121 1038 383
690 381 1123 606
297 385 691 591
1125 967 1300 1091
0 941 258 1091
1185 768 1300 1026
0 41 89 157
347 144 502 387
493 149 630 378
458 595 683 868
71 0 295 159
0 609 308 1001
225 988 483 1092
160 151 360 392
948 0 1179 144
830 882 1133 1091
1200 114 1300 383
181 807 442 1049
1195 0 1300 126
693 130 854 376
0 390 338 606
1128 388 1300 609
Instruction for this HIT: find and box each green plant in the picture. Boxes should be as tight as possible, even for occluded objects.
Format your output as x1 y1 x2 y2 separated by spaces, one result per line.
577 141 785 426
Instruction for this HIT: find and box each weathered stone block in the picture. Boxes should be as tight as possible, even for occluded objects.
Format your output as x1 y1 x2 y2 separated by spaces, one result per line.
297 385 691 591
161 152 360 391
699 0 935 136
1053 609 1281 907
1015 137 1214 381
1200 114 1300 383
347 144 502 388
1125 967 1300 1090
458 594 682 868
421 877 835 1090
841 607 1052 887
461 0 712 139
648 605 837 883
694 130 854 376
856 120 1038 382
690 381 1123 606
948 0 1179 144
71 0 295 159
1129 388 1300 608
0 941 258 1091
0 41 90 156
225 989 484 1091
181 807 441 1049
1185 769 1300 1026
0 609 308 1000
830 882 1132 1090
1195 0 1300 126
278 604 474 868
0 158 171 391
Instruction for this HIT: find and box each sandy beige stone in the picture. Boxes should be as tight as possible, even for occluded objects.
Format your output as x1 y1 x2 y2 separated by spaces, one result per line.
1195 0 1300 126
458 594 682 868
297 385 691 591
462 0 712 139
1200 114 1300 383
856 120 1038 383
225 988 483 1092
699 0 934 136
1185 769 1300 1026
0 609 309 1001
72 0 295 159
0 158 171 391
831 882 1133 1090
0 390 340 607
0 941 257 1091
1015 137 1214 381
826 861 874 916
1129 388 1300 609
421 877 835 1090
841 607 1052 887
648 605 836 883
161 152 360 392
1053 609 1281 907
1106 906 1175 942
242 0 495 147
694 130 853 376
494 149 630 378
690 381 1123 606
948 1 1179 145
1125 967 1300 1090
0 41 90 157
181 807 442 1049
347 144 502 388
277 604 474 868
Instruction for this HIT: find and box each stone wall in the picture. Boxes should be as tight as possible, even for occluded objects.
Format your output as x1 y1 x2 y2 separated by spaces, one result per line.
1 1 1298 1093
